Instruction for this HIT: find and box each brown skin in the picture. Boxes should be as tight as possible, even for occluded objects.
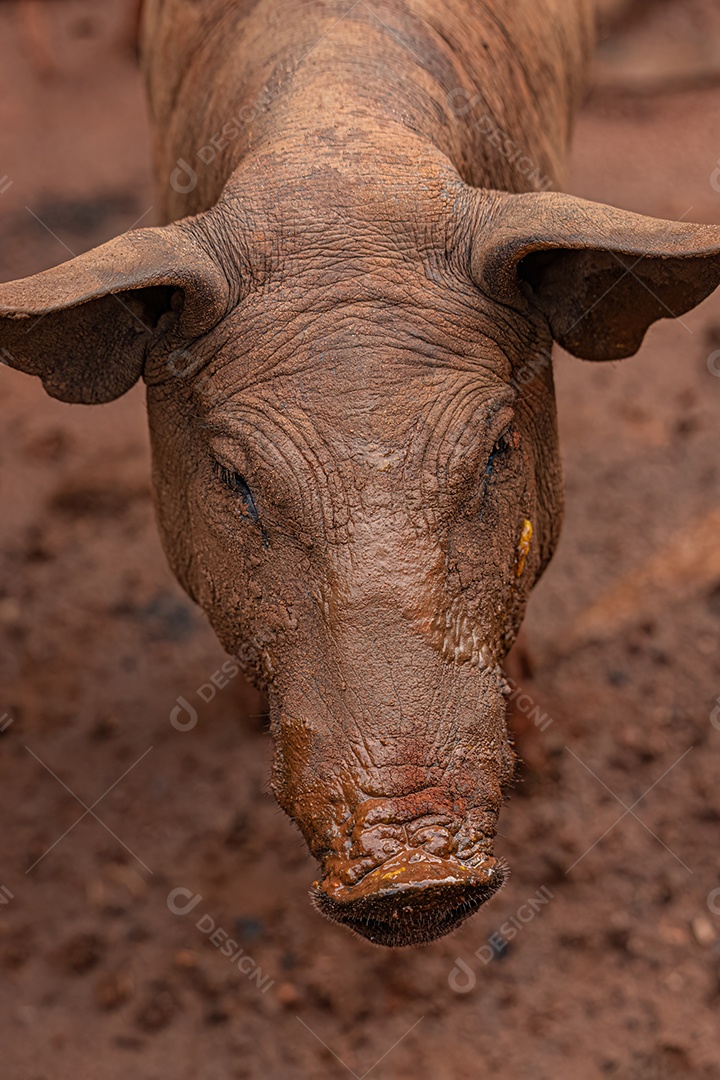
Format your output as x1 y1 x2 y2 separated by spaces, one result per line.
2 0 720 947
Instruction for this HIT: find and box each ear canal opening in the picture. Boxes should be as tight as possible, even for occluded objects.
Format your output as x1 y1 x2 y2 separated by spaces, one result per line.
129 284 180 330
515 249 559 294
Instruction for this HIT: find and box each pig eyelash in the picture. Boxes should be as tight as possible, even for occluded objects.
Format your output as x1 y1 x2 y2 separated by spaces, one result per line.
477 429 514 524
212 460 260 523
485 428 512 479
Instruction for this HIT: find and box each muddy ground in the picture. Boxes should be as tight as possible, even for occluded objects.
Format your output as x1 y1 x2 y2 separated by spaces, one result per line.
1 2 719 1078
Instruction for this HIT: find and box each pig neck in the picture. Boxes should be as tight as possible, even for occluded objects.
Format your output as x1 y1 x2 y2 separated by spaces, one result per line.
143 0 592 221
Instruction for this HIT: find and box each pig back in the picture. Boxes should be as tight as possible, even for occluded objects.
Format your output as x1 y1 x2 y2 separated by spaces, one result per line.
140 0 594 218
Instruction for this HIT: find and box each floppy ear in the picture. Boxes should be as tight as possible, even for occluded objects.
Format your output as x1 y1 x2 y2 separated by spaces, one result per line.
472 190 720 361
0 219 229 403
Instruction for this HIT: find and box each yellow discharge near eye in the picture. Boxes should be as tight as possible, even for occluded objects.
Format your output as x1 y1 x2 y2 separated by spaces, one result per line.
516 519 533 577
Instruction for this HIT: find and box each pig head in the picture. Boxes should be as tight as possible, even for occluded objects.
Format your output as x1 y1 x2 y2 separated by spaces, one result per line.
2 162 720 945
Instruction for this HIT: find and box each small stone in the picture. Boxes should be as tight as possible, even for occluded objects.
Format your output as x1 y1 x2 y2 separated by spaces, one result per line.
275 981 301 1007
174 949 197 969
107 863 147 898
96 971 134 1010
690 914 716 947
658 922 689 947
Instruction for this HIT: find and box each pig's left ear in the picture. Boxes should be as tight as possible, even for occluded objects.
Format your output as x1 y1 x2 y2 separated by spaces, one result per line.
472 190 720 361
0 219 229 403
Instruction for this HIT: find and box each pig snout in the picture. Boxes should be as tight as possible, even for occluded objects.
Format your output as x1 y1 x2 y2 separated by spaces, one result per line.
269 598 515 945
307 792 508 947
312 850 506 948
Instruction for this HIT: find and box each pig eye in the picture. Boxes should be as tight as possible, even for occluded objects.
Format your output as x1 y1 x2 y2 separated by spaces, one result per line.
212 461 259 522
485 428 512 479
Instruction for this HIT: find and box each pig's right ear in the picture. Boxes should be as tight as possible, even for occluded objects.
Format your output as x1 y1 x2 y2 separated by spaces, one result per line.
0 220 229 403
471 190 720 361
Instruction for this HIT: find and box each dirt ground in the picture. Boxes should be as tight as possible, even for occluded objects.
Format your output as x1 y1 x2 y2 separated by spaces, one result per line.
1 2 719 1078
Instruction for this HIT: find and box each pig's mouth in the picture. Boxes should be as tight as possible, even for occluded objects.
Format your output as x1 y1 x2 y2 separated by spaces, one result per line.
311 849 507 947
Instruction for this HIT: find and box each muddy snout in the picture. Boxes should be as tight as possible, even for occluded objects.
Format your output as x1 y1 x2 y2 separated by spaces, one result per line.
313 849 506 947
310 796 507 946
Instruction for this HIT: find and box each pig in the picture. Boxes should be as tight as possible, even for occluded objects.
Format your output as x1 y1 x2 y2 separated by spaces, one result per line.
2 0 720 947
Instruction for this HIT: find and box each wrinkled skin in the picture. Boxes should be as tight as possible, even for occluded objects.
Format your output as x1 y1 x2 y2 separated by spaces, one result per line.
2 0 720 946
148 159 560 943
